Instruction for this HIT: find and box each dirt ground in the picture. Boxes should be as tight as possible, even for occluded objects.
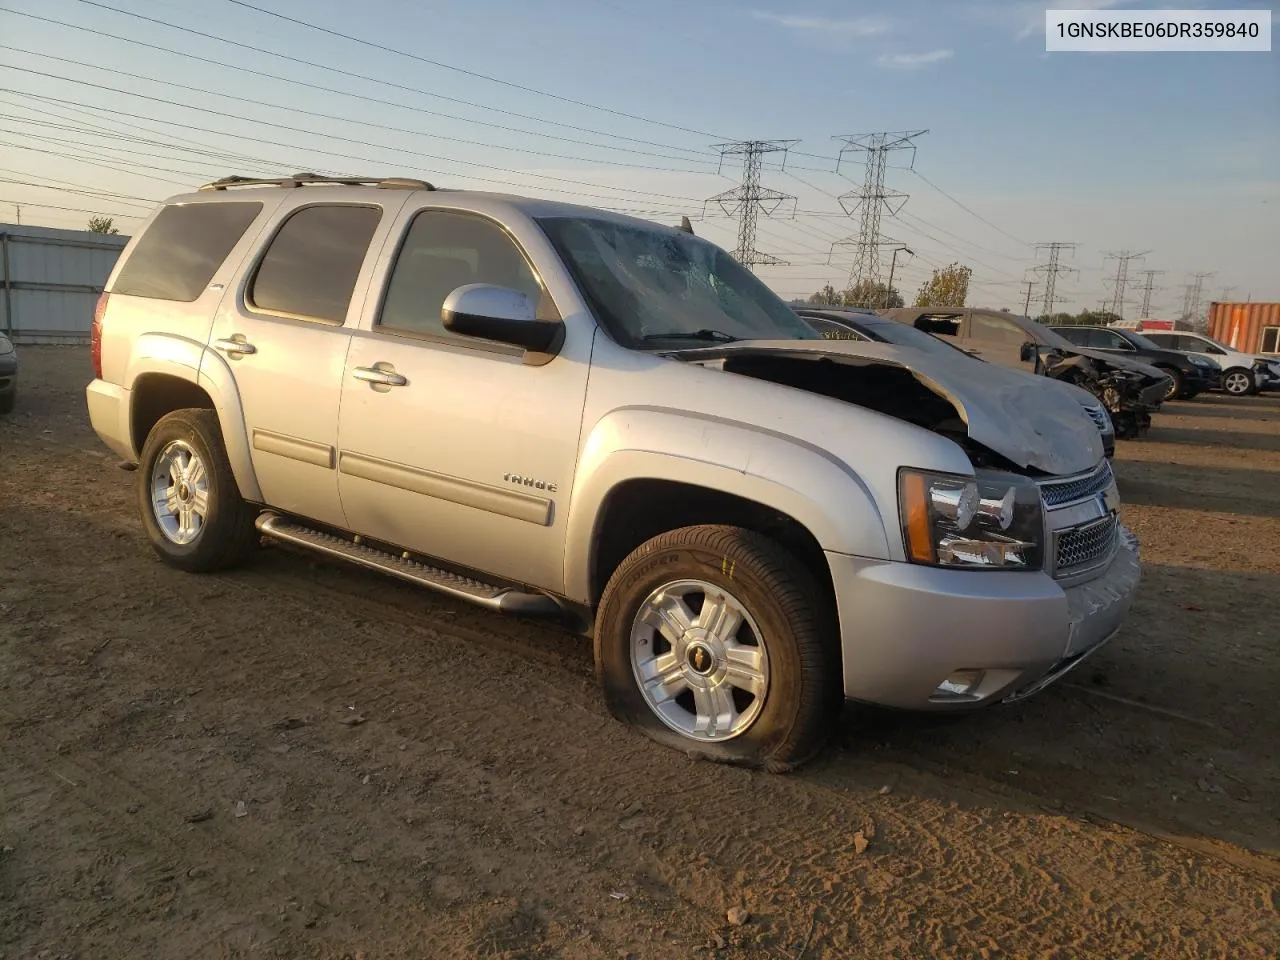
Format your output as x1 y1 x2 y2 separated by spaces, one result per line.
1 346 1277 960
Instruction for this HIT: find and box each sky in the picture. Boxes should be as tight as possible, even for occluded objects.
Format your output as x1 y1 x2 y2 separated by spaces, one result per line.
0 0 1276 316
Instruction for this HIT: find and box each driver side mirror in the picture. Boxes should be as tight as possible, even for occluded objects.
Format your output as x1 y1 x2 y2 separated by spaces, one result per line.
1019 341 1036 362
441 284 565 355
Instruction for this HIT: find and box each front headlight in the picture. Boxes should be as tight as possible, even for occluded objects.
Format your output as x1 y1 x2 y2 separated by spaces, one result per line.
0 336 13 355
898 468 1045 570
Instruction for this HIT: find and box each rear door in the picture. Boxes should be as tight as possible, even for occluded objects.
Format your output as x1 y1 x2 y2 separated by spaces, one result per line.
205 193 409 528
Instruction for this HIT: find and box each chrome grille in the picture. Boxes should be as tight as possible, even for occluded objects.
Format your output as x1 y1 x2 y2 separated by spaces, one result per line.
1055 514 1118 572
1039 460 1114 507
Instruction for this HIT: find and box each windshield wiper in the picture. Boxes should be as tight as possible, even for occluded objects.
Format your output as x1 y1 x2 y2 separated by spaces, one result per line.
641 328 741 343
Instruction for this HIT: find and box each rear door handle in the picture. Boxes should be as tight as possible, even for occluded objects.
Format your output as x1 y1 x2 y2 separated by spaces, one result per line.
213 336 257 357
352 365 407 387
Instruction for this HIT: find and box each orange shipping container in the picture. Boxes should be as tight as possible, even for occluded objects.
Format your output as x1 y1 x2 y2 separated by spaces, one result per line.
1207 302 1280 355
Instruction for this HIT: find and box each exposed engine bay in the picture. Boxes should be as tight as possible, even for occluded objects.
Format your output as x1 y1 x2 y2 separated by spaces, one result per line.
1038 350 1165 440
674 340 1106 477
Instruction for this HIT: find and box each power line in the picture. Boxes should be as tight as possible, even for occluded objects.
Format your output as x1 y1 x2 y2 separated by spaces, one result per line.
0 70 706 205
1102 250 1148 319
1029 242 1078 317
0 197 143 220
704 141 798 271
0 7 725 169
218 0 725 140
830 130 927 288
0 47 717 177
909 169 1029 247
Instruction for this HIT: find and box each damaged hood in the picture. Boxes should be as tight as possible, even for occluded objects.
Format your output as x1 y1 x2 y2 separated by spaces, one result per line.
681 339 1105 476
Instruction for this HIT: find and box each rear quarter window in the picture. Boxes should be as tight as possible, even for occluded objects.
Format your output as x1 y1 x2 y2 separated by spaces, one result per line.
110 202 263 302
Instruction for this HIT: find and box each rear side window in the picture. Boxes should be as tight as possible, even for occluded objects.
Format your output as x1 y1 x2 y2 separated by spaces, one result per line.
111 202 262 302
249 204 382 324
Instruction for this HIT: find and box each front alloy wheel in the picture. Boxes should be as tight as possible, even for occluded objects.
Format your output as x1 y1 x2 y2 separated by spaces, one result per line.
630 579 770 742
595 524 840 771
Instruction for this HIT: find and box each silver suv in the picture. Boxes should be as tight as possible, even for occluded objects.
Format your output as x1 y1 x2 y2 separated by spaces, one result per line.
85 175 1141 770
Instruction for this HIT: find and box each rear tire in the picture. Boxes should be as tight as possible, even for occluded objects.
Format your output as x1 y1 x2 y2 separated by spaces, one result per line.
594 524 841 772
137 408 259 573
1222 367 1257 396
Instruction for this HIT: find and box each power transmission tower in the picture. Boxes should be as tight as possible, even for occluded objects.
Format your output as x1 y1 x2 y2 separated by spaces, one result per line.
830 130 927 289
1217 284 1236 302
1022 281 1034 316
1103 250 1148 319
704 140 798 272
1179 272 1214 330
1135 269 1165 317
1028 242 1078 318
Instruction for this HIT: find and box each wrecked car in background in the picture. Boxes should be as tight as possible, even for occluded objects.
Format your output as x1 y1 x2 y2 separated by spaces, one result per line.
794 306 1115 458
878 307 1171 440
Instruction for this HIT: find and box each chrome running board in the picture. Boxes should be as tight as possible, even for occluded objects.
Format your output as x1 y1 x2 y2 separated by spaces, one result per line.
255 511 560 616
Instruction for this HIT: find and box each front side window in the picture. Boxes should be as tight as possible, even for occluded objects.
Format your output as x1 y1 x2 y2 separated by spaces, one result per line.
969 314 1028 345
1051 326 1089 347
248 204 382 323
111 201 262 302
537 216 819 348
378 210 545 338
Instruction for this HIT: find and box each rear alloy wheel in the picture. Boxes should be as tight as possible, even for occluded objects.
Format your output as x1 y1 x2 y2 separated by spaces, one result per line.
594 524 840 772
1222 367 1256 396
138 408 259 572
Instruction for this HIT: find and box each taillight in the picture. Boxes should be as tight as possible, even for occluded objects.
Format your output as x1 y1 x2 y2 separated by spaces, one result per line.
91 292 108 380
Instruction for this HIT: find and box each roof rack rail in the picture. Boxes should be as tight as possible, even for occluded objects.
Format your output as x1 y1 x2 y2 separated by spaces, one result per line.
200 173 436 192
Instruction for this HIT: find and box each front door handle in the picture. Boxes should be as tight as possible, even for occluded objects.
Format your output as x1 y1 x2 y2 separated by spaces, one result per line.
213 336 257 357
352 365 407 387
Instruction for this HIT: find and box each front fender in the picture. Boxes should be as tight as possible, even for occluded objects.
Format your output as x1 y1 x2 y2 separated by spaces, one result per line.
562 407 892 603
122 333 262 502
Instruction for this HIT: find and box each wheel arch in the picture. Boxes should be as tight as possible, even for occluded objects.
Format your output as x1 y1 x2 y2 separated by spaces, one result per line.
563 409 894 610
122 334 262 501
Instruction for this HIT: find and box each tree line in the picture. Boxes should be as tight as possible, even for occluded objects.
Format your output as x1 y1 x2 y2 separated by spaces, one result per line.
806 262 973 310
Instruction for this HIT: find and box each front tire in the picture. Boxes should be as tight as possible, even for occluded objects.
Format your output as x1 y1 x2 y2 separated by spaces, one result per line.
1222 367 1257 396
1159 367 1183 401
594 524 840 772
137 408 259 572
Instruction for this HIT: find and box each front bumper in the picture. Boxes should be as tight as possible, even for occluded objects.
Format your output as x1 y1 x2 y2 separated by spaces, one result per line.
828 526 1141 711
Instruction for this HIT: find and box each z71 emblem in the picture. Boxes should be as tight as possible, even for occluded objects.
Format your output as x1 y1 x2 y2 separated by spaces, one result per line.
503 473 558 493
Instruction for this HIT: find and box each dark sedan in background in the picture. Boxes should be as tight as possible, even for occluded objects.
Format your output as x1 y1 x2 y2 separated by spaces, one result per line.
1047 325 1221 400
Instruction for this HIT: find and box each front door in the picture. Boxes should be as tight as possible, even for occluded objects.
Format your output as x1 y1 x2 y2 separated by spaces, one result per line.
206 198 402 528
335 207 590 593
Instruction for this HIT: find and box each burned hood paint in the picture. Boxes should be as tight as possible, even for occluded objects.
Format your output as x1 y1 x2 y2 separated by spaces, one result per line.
680 338 1105 477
